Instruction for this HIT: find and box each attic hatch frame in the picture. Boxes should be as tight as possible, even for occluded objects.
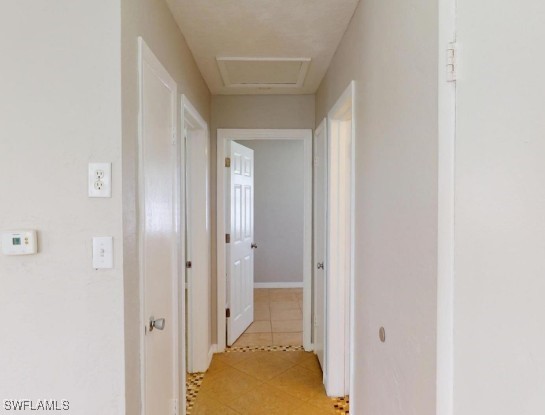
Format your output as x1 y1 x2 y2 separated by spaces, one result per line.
216 57 311 89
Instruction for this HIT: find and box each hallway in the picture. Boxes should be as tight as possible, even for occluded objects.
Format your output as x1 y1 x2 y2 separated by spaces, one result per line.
187 349 349 414
4 0 544 414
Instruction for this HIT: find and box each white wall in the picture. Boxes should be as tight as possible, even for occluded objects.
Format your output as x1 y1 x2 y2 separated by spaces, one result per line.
315 0 438 413
121 0 211 410
453 0 545 413
236 140 305 285
0 2 125 413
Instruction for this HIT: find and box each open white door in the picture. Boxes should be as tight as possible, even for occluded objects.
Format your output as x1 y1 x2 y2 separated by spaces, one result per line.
138 38 179 415
313 119 327 371
227 141 255 346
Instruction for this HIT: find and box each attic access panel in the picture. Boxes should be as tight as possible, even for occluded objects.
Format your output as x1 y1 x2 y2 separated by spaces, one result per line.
217 57 311 89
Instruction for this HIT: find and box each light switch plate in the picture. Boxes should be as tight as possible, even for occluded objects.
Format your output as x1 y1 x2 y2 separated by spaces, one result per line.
92 236 113 269
88 162 112 198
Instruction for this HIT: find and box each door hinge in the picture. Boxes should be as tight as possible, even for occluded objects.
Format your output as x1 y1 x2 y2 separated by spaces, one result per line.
446 42 457 82
225 157 231 168
186 260 192 269
226 308 230 318
225 233 230 243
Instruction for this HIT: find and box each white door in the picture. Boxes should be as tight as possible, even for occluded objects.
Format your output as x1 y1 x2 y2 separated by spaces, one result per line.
139 39 179 414
184 120 211 372
227 141 255 346
313 119 327 370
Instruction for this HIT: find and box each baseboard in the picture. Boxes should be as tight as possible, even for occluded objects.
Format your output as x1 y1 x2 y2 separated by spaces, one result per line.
254 282 304 289
208 344 217 368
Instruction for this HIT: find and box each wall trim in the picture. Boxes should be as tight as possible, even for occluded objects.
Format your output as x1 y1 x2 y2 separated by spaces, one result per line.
182 94 211 374
325 81 355 398
207 344 217 367
437 0 456 413
254 282 304 289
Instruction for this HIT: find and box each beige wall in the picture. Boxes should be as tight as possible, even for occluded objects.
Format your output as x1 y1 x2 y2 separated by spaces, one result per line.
453 0 545 413
315 0 438 413
0 1 125 413
236 140 305 285
210 94 315 342
121 0 211 411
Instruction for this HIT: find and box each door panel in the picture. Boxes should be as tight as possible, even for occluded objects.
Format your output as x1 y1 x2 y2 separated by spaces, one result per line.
227 141 254 345
184 124 211 373
140 40 178 415
313 119 327 370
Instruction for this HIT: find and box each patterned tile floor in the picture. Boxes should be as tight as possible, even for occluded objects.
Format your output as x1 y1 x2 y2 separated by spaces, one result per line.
187 346 349 414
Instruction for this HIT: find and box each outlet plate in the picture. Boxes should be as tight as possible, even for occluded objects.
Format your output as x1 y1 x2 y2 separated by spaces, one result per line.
88 162 112 197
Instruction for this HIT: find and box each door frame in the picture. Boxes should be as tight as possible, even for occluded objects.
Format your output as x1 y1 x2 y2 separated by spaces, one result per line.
437 0 456 412
137 37 181 415
181 95 213 374
325 81 355 398
312 117 327 374
216 129 313 351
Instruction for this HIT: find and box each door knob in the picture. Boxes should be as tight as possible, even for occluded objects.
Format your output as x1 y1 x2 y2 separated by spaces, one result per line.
149 316 166 332
317 262 324 270
251 242 258 249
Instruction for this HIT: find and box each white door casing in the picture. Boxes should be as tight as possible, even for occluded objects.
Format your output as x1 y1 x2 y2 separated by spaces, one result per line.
138 38 180 415
227 141 255 345
325 81 355 398
437 0 456 412
182 95 211 373
313 118 327 372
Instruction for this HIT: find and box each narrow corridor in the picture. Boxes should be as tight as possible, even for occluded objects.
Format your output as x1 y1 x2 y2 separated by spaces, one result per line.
188 349 349 414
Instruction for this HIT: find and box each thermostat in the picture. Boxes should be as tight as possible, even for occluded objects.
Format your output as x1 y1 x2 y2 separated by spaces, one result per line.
1 230 38 255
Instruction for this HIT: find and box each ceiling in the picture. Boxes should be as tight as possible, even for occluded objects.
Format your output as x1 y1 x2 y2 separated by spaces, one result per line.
165 0 360 95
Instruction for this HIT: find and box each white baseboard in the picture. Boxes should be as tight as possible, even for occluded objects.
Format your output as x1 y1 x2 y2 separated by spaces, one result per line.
208 344 217 368
254 282 304 289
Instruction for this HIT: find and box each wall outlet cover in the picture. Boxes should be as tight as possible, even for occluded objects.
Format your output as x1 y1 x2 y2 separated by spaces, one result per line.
88 162 112 198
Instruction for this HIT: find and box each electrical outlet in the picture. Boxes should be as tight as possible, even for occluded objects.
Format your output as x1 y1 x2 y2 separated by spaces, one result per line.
88 162 112 197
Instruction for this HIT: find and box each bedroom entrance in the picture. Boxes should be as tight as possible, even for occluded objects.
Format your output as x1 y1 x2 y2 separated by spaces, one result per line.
216 129 313 351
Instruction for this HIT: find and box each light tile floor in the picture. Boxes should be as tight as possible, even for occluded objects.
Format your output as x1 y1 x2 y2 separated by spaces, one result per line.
190 348 350 415
233 288 303 347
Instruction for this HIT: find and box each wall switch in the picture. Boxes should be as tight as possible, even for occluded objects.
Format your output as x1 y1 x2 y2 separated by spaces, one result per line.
88 162 112 197
92 236 113 269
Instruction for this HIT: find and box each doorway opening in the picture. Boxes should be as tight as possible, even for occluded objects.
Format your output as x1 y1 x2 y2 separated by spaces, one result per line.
233 139 305 347
216 129 313 352
181 95 211 376
324 81 355 398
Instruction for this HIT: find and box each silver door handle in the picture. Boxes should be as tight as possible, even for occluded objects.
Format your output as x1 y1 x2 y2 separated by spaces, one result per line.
317 262 324 270
251 242 258 249
149 316 166 332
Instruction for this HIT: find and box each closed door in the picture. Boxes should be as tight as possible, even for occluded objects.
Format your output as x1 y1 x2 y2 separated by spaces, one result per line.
227 141 255 345
313 119 327 370
139 39 178 414
184 123 211 372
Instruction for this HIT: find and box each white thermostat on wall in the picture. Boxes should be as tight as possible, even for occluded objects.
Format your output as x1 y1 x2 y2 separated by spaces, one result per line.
1 230 38 255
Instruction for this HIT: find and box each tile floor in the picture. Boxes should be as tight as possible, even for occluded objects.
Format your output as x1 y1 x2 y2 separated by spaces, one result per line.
232 288 303 347
190 348 349 414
